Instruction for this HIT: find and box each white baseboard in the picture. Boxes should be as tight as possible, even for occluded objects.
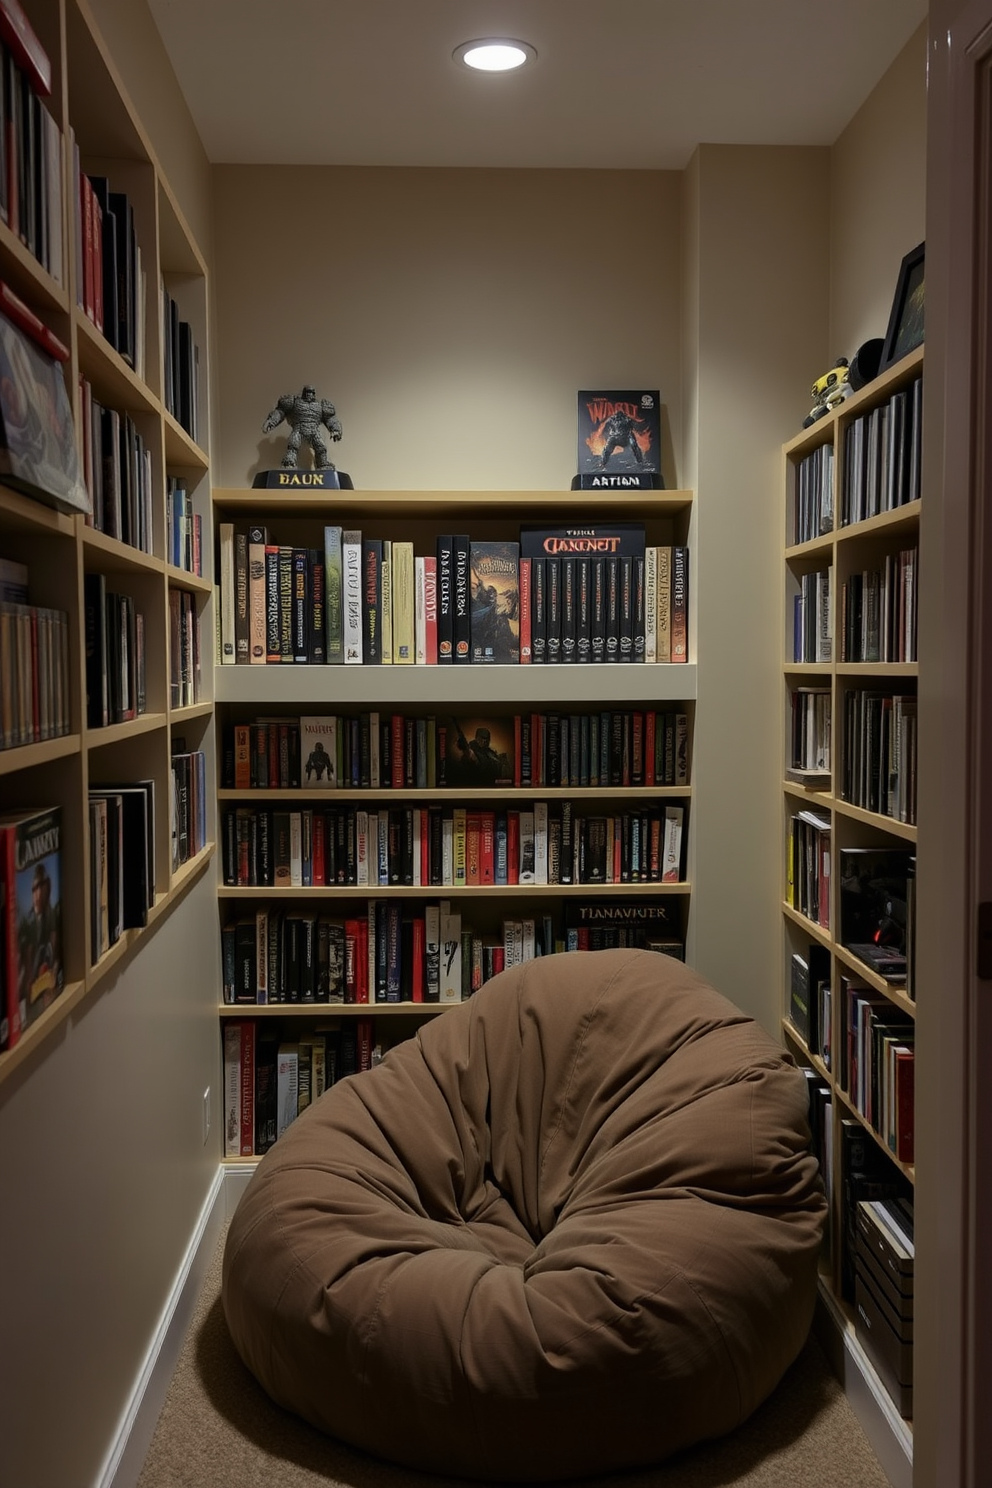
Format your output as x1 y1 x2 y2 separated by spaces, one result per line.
95 1165 227 1488
814 1284 913 1488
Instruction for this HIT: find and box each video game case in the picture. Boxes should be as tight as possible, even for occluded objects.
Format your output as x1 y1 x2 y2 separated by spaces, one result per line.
452 534 471 663
469 540 520 664
576 390 662 479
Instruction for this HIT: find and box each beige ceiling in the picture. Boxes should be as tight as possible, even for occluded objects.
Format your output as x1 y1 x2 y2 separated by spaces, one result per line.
146 0 928 170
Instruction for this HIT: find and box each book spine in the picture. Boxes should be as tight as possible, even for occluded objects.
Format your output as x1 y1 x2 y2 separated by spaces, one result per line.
342 530 363 663
452 534 471 663
247 524 267 664
671 546 689 662
324 525 343 663
436 534 453 663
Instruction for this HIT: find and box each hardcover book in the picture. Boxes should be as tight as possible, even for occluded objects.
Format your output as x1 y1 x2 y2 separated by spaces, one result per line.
0 804 63 1050
300 716 338 788
469 540 520 664
445 716 514 788
576 390 662 481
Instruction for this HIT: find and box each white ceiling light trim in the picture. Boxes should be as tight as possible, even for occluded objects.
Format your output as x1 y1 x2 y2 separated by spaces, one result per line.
453 38 536 72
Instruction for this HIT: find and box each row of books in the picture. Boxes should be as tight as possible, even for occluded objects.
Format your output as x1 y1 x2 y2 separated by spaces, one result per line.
787 808 830 931
792 568 831 664
222 896 685 1011
75 169 143 374
170 745 207 872
841 976 914 1165
841 373 923 528
0 803 63 1052
839 548 918 664
0 6 63 284
225 708 691 794
790 941 831 1066
168 588 201 710
222 800 687 890
218 523 689 668
83 573 146 728
78 378 154 553
841 689 917 826
0 576 70 750
166 478 203 575
162 283 199 442
223 1018 379 1157
788 686 830 777
88 780 156 962
792 441 834 546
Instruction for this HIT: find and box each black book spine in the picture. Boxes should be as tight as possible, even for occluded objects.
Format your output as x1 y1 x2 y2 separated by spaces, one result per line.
436 534 454 663
546 557 561 664
530 557 547 664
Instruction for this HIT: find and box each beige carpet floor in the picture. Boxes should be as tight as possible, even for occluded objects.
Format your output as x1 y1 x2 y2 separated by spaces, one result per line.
136 1226 894 1488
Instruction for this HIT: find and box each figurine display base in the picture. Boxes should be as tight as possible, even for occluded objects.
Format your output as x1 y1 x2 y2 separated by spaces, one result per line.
571 471 664 491
253 469 354 490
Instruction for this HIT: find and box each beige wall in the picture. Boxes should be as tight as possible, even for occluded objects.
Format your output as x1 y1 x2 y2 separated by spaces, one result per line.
211 167 682 491
87 0 214 261
829 22 927 359
684 144 831 1028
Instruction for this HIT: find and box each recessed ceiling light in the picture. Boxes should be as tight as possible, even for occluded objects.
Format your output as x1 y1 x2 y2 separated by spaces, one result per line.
453 38 536 73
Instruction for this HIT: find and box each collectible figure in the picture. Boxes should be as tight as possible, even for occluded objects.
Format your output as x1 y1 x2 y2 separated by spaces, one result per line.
262 386 343 470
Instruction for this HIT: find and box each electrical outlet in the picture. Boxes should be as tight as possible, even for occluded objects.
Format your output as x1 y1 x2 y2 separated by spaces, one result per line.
202 1087 211 1145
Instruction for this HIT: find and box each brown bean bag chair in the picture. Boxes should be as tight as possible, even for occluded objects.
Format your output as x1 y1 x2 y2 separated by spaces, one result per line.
222 948 826 1481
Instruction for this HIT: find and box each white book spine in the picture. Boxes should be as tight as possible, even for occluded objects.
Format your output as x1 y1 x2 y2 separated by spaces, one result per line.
342 530 363 663
219 522 236 663
534 800 548 885
440 900 462 1003
356 809 369 886
644 546 657 664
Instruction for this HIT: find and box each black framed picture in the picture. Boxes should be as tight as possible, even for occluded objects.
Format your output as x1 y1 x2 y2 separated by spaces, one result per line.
880 241 925 371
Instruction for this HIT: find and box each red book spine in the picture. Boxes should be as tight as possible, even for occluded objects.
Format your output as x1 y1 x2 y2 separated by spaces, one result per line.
423 555 437 664
391 713 404 788
0 0 52 94
519 557 532 662
356 918 369 1003
644 711 656 786
81 173 95 322
91 185 104 333
411 915 425 1002
419 807 429 885
312 812 326 886
506 811 520 886
0 280 69 360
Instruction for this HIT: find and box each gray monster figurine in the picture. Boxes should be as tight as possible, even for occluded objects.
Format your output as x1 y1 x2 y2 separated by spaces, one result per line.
262 386 343 471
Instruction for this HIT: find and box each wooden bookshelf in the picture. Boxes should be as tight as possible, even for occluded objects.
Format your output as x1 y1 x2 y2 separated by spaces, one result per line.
781 345 922 1439
0 0 214 1088
213 487 695 1152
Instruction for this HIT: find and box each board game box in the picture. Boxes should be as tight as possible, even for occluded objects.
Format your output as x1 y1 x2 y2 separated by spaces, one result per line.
576 389 662 485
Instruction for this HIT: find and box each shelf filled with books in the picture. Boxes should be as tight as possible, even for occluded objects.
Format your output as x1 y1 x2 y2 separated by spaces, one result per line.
0 0 214 1086
213 487 695 1158
781 345 920 1430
